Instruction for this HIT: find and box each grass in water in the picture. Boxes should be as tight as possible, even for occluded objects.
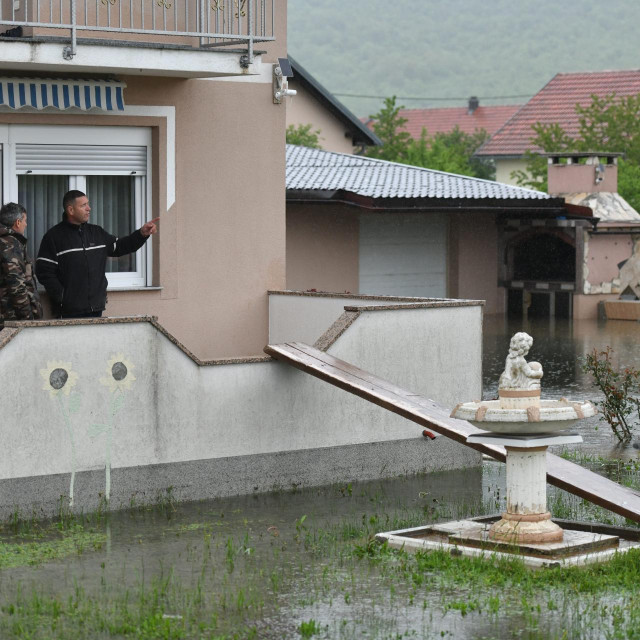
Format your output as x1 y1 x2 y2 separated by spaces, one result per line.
1 469 640 638
0 525 105 569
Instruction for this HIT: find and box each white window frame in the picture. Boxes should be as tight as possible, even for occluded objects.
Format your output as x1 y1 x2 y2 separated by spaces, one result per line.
0 124 153 289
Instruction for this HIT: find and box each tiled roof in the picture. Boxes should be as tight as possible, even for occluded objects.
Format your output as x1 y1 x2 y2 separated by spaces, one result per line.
286 145 551 200
478 70 640 157
397 105 522 139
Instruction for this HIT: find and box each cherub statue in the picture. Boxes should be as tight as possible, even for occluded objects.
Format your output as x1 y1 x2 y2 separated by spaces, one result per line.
498 332 543 391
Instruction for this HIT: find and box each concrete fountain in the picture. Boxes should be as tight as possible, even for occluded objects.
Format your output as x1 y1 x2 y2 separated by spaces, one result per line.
376 332 640 567
452 331 594 545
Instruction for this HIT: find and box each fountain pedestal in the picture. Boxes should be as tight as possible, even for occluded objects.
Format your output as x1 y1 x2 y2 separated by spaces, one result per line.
467 432 582 544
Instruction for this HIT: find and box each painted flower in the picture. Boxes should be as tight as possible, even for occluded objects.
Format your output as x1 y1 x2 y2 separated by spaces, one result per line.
40 361 78 396
100 354 136 392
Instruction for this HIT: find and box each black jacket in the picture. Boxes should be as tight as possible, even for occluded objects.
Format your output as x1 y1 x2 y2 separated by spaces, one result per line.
35 219 147 317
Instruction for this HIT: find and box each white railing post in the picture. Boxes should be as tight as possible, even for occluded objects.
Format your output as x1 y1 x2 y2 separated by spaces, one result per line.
62 0 77 59
247 0 253 62
199 0 205 47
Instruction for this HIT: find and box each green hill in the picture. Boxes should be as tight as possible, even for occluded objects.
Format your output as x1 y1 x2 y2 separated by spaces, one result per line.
288 0 640 119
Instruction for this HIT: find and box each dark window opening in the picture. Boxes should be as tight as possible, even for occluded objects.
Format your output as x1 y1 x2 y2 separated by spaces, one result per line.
512 234 575 282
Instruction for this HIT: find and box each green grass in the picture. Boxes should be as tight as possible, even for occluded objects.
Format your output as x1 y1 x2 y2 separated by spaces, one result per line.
0 525 105 570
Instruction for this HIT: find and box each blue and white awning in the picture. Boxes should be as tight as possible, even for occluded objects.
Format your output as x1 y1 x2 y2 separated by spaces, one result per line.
0 78 126 111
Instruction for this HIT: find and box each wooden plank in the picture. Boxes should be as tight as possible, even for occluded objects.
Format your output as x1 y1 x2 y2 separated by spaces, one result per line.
264 342 640 524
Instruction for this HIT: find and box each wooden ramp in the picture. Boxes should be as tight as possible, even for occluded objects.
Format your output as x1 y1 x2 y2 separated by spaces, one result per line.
265 342 640 524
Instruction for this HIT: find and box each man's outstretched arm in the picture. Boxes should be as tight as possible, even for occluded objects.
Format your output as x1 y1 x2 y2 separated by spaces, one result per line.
109 218 159 257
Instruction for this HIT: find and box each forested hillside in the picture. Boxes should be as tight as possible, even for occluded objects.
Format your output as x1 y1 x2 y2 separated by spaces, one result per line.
288 0 640 118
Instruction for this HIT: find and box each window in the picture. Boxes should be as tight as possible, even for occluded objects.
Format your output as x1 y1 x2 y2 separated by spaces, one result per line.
0 124 152 288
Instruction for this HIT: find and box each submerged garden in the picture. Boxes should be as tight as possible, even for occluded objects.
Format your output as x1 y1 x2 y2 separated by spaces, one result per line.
1 317 640 639
0 463 639 639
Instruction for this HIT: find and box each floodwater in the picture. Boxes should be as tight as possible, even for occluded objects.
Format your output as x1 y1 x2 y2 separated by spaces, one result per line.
0 317 639 639
483 315 640 457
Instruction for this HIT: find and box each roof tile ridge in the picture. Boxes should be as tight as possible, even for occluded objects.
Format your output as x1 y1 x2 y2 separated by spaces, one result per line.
555 68 640 78
286 144 372 166
288 144 547 194
400 105 465 113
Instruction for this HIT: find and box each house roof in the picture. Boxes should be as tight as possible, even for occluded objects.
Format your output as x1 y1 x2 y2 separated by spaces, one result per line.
288 56 381 148
396 104 522 139
478 70 640 157
563 192 640 223
286 144 555 202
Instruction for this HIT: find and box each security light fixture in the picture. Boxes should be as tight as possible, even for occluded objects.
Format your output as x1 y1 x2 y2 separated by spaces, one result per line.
273 57 296 104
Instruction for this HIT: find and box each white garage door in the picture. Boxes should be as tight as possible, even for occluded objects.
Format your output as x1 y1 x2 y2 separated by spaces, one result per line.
359 213 447 297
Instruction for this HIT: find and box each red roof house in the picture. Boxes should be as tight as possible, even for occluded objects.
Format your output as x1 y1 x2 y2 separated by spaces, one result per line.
399 101 521 139
477 70 640 158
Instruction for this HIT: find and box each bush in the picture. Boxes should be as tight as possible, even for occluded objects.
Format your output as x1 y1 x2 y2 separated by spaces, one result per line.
582 347 640 441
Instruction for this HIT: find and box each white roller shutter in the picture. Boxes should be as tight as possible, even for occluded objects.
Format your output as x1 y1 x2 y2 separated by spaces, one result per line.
359 213 447 297
16 144 147 175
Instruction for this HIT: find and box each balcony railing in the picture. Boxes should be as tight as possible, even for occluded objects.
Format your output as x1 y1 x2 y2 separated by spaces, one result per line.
0 0 275 62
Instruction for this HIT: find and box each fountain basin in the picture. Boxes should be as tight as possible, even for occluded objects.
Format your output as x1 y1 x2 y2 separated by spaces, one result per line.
451 398 596 435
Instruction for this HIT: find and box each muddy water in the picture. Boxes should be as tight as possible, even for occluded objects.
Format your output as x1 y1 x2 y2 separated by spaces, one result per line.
0 316 638 639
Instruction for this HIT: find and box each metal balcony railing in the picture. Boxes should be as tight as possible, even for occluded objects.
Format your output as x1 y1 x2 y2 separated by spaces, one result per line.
0 0 275 62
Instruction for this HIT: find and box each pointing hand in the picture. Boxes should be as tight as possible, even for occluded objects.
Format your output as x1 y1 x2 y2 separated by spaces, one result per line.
140 217 160 237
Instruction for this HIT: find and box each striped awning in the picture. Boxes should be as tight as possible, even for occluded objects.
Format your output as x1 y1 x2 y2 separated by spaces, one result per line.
0 78 126 111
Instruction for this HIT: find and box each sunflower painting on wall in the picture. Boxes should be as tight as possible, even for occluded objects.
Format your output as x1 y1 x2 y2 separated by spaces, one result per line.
40 361 81 506
90 354 137 501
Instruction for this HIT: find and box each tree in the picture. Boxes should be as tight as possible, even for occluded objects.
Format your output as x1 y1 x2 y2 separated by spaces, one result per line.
365 96 412 162
366 96 494 179
406 127 494 179
512 93 640 210
286 123 322 149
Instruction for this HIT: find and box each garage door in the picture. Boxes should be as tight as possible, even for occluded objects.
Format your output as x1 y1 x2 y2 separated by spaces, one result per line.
359 213 447 297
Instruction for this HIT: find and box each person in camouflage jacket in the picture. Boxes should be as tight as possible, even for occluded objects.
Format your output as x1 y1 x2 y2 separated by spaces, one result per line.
0 202 42 324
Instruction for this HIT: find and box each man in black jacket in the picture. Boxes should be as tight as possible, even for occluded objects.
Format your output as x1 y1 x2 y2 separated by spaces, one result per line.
36 190 158 318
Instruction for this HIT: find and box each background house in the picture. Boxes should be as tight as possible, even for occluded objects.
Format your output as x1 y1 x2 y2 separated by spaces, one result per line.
286 56 380 154
476 70 640 184
394 98 520 140
286 144 585 314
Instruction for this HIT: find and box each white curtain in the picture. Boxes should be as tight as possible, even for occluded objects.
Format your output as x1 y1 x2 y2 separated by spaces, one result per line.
18 175 68 261
86 175 135 273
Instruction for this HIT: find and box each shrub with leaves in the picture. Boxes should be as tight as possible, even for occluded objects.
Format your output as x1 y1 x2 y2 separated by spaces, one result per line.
582 347 640 441
286 123 322 149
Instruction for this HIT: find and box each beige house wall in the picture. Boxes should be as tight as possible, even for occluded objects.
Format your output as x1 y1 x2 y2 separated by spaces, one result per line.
286 204 504 312
585 233 633 287
449 211 504 314
286 203 359 293
286 79 356 154
108 75 287 359
13 0 288 360
495 158 528 186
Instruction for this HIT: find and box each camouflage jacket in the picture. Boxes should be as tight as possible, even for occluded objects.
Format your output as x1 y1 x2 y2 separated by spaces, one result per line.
0 225 42 322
